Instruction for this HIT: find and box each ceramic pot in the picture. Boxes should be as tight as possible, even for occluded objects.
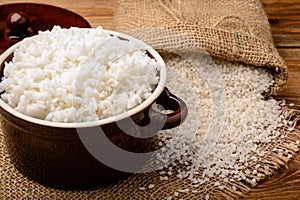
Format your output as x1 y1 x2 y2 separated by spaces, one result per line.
0 30 188 190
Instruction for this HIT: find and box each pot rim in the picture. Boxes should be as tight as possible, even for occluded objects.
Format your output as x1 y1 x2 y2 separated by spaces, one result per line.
0 29 167 128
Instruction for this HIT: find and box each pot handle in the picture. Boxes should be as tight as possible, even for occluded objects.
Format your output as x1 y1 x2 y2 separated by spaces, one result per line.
151 87 188 130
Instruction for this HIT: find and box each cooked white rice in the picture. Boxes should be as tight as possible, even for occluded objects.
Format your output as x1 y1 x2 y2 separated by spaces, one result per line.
0 26 160 122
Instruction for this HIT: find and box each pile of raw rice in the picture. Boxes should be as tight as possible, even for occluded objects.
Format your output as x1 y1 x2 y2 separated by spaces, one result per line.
134 55 299 199
0 26 160 122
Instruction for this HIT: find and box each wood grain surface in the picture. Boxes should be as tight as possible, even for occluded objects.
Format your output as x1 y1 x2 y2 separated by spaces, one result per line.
1 0 300 199
246 1 300 199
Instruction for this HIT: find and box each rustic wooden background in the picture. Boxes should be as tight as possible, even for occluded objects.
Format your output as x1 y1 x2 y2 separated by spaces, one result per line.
1 0 300 199
247 1 300 199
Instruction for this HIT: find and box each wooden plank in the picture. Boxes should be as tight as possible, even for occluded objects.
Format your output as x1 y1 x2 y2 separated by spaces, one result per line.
278 48 300 60
261 0 300 47
273 35 300 47
262 0 300 5
271 22 300 34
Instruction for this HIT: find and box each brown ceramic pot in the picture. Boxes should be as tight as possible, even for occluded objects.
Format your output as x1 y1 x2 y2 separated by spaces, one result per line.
0 30 188 190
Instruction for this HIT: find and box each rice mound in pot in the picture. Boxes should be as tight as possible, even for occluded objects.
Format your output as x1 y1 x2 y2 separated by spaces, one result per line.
0 26 160 122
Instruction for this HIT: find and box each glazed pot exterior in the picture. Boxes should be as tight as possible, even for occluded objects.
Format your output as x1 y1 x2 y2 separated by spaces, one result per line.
0 88 187 189
0 104 156 189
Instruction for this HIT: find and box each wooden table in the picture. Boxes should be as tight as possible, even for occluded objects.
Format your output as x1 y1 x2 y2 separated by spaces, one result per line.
1 0 300 199
246 1 300 199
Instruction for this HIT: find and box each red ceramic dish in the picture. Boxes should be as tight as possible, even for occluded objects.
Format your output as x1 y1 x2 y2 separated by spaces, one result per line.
0 3 91 53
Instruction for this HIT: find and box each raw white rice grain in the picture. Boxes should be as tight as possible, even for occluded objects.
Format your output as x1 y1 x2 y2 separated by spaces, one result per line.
289 103 295 107
154 55 296 198
148 184 155 189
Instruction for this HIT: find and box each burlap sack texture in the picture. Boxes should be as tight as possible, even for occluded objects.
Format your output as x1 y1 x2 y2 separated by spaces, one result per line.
112 0 287 97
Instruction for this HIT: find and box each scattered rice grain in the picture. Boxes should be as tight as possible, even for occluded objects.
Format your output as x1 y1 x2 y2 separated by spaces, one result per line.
154 55 297 198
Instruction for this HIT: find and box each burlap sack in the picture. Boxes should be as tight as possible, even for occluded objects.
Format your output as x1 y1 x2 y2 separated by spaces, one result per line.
112 0 287 97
